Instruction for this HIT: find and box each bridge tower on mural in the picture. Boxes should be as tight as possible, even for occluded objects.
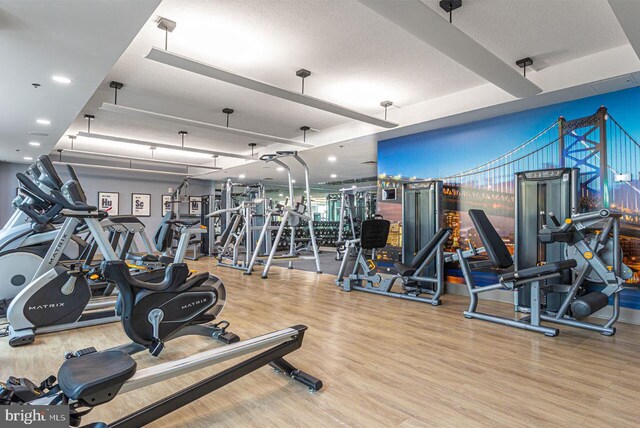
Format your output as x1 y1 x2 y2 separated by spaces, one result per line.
558 106 609 207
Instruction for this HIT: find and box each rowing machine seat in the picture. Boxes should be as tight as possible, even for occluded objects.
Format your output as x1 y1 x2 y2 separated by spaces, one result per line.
58 351 136 406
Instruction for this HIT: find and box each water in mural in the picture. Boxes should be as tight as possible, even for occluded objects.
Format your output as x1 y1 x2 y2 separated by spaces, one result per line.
378 86 640 308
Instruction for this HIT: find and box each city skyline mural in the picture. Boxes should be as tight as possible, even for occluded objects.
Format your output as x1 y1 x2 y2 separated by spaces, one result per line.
377 85 640 309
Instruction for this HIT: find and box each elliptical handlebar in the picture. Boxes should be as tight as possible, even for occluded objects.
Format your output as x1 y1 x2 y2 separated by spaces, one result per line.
16 172 97 213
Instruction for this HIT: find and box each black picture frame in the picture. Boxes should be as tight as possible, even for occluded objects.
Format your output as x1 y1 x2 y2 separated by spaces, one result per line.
98 191 120 215
131 193 151 217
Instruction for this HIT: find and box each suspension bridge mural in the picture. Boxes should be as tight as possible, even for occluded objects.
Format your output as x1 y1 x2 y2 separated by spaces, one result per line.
377 85 640 309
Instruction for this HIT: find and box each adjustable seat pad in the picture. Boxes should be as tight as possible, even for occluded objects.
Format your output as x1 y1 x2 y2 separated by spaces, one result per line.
58 351 136 404
393 228 452 277
499 259 577 283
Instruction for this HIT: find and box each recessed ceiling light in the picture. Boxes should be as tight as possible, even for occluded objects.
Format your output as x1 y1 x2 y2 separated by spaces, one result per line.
330 173 337 178
279 193 284 197
351 185 357 188
23 156 33 161
239 174 246 179
28 141 41 146
277 166 284 172
36 119 51 125
328 156 337 162
52 75 71 84
292 179 296 183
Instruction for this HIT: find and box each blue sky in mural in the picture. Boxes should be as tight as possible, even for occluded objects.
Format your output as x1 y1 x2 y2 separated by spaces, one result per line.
378 86 640 178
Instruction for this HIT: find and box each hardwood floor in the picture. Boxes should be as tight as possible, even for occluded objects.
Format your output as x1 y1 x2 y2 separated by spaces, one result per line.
2 258 640 427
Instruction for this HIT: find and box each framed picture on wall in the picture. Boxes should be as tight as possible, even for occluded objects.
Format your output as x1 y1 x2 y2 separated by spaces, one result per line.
161 195 172 216
98 192 119 215
132 193 151 217
189 196 202 215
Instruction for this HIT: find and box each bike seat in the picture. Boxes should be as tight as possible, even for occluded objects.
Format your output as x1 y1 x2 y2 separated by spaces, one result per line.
499 259 577 284
57 351 136 405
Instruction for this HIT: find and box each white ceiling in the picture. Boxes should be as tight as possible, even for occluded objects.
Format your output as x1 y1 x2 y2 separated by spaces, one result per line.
3 0 638 188
0 0 161 163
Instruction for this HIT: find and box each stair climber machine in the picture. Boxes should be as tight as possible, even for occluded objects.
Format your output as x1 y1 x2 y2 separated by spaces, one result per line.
244 151 322 278
458 168 633 336
0 263 322 428
3 172 235 349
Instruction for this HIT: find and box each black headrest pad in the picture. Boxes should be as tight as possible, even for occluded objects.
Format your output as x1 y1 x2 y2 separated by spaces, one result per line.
468 209 513 269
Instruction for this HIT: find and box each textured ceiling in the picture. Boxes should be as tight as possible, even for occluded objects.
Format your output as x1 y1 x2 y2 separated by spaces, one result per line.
0 0 160 163
4 0 633 183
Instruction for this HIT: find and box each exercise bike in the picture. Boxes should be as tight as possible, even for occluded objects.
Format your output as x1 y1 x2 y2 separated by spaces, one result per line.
5 173 236 351
0 259 322 427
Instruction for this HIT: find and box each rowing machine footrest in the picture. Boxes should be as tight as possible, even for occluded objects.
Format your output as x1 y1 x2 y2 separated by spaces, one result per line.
571 291 609 319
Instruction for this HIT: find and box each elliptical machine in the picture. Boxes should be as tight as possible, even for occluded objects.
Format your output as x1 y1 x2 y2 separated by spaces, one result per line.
4 172 236 351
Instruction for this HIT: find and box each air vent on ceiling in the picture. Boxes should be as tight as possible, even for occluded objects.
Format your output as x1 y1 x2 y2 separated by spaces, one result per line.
264 177 274 181
29 132 49 136
588 75 638 94
361 160 378 165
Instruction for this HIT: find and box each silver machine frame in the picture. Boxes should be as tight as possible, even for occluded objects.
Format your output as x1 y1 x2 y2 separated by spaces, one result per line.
207 181 269 271
459 209 627 337
28 324 321 428
335 184 377 260
245 151 322 278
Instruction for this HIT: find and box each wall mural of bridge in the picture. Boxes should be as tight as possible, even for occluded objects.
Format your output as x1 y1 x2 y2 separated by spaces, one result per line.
377 85 640 309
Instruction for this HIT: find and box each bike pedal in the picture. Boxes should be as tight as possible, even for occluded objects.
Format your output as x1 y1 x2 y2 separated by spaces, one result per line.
150 340 164 357
74 347 97 358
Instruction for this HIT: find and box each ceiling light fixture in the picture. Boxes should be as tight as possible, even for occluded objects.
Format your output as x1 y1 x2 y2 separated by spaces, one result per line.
28 142 41 146
239 174 246 179
52 75 71 84
357 0 542 98
330 173 337 178
62 149 221 171
36 119 51 125
292 179 296 183
99 103 313 148
277 166 284 171
144 47 399 128
328 156 337 162
76 131 254 160
23 156 33 161
53 161 193 177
